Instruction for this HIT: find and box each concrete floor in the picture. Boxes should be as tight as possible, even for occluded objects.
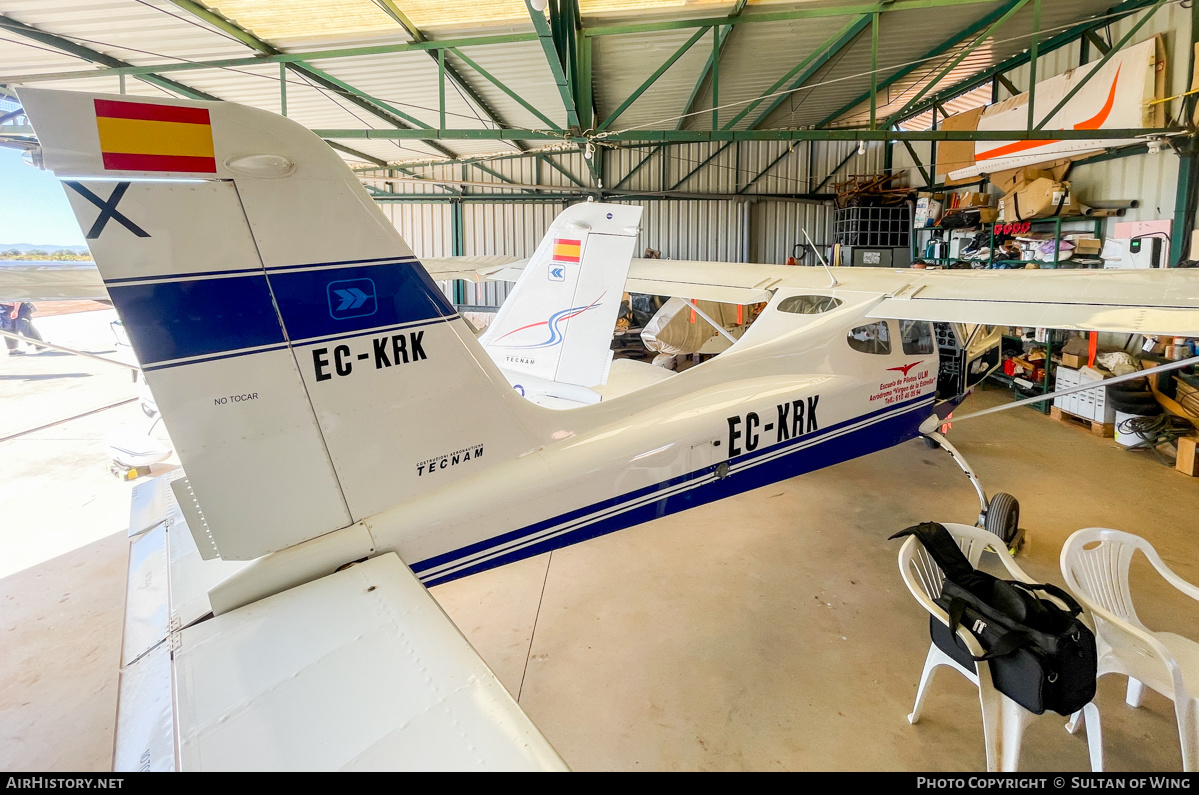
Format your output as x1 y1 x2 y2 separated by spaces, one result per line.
2 309 1198 771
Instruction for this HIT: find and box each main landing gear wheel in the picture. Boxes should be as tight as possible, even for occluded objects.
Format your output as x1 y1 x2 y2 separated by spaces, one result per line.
984 492 1021 547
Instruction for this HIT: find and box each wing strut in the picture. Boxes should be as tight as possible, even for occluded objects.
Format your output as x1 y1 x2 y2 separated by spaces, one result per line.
924 355 1199 432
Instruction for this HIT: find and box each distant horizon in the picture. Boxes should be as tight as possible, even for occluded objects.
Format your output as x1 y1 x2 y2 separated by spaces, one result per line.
0 242 90 251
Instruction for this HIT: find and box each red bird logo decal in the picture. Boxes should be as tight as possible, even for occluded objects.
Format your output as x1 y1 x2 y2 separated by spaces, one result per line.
887 361 922 377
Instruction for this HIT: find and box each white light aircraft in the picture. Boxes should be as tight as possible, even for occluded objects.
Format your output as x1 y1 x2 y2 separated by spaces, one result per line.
15 87 1199 772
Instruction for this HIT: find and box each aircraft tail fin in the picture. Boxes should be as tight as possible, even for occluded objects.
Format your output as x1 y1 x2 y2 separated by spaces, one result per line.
19 88 542 560
479 203 641 391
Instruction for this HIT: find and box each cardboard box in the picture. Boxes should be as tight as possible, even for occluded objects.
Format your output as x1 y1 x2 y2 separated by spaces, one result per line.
1061 353 1088 369
1071 237 1102 254
976 207 998 224
999 178 1081 221
958 191 993 208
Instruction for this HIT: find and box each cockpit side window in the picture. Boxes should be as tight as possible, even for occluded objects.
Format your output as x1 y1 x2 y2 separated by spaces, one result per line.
847 321 892 355
778 295 844 315
900 320 935 355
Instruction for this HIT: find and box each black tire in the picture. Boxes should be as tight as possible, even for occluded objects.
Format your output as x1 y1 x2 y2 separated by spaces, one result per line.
1106 378 1150 396
985 492 1020 545
1106 392 1162 415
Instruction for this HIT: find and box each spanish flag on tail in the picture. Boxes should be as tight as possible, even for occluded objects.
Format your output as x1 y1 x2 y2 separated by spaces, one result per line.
94 99 217 174
552 238 582 263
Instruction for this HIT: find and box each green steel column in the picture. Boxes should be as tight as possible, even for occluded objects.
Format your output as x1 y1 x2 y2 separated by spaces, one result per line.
712 24 720 130
438 49 445 130
581 34 593 130
279 62 286 116
1026 0 1040 132
869 12 878 130
119 74 126 94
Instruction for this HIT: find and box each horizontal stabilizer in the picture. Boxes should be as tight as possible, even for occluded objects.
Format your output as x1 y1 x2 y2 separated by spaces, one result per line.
168 553 566 771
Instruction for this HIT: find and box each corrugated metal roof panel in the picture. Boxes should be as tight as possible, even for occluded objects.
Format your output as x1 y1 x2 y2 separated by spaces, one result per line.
812 0 1123 130
592 27 714 130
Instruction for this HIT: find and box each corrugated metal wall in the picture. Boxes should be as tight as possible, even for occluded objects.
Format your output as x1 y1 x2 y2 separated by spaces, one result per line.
370 140 893 305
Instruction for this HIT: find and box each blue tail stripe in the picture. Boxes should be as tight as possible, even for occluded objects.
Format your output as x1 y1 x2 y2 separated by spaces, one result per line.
107 261 455 366
108 275 286 365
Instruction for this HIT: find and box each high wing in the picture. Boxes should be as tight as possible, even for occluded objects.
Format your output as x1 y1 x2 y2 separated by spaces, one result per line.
420 254 524 283
866 268 1199 336
572 258 1199 337
0 261 106 301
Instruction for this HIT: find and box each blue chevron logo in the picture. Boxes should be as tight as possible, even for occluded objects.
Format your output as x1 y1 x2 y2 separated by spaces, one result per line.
327 277 377 320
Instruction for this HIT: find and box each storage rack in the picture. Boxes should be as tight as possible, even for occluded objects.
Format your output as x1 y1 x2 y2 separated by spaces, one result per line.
986 331 1062 414
912 216 1105 268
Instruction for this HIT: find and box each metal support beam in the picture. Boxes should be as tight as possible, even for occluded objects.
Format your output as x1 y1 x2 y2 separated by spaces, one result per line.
885 0 1032 126
471 161 536 194
1084 29 1112 56
537 153 587 188
737 144 795 193
996 73 1020 97
450 48 562 131
598 27 708 131
0 13 220 101
814 148 858 192
725 14 871 131
902 140 932 187
583 0 1006 37
869 12 879 130
1026 0 1040 131
815 0 1027 129
614 144 666 189
164 0 459 158
1033 0 1167 130
527 0 581 129
314 126 1179 142
372 0 526 153
670 141 733 191
676 0 747 131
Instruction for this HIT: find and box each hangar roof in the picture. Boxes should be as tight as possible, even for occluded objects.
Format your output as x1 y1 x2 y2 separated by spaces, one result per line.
0 0 1171 167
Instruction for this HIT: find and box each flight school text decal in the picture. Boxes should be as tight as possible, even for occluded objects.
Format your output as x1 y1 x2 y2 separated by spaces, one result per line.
870 362 936 406
417 444 484 477
726 395 820 457
312 330 427 382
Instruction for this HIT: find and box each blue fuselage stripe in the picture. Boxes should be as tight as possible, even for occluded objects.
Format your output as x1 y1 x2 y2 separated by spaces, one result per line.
413 394 933 586
106 259 454 365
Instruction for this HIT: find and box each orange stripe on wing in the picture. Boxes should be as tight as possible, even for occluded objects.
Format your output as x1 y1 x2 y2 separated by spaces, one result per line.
977 65 1121 162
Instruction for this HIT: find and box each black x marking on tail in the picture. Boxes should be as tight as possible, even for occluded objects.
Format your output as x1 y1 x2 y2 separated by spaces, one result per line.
65 181 151 240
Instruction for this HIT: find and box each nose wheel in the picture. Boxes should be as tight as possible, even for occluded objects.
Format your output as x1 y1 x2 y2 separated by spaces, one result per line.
922 429 1024 551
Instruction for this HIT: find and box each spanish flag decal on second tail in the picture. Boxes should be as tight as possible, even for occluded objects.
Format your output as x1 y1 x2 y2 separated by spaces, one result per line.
94 99 217 174
552 238 582 263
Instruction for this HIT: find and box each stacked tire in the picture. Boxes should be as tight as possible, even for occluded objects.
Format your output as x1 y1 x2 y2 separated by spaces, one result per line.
1106 378 1161 448
1105 378 1162 416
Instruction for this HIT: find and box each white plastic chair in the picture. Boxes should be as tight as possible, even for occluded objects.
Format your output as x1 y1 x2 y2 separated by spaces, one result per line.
898 522 1102 771
1061 528 1199 771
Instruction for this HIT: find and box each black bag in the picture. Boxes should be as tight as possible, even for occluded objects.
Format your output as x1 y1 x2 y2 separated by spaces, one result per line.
891 522 1097 715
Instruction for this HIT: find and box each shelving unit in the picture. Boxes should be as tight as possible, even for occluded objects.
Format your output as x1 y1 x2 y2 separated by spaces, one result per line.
986 331 1062 414
912 216 1105 268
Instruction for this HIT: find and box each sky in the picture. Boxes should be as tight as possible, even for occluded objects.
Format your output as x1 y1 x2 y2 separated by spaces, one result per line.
0 146 86 247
